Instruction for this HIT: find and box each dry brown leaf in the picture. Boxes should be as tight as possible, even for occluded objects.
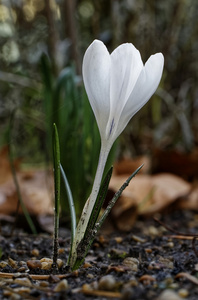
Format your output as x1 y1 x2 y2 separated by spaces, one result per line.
114 156 151 175
0 169 53 215
177 187 198 210
110 173 192 231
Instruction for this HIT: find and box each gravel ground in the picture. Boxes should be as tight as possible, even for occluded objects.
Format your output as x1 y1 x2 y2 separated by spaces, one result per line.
0 210 198 299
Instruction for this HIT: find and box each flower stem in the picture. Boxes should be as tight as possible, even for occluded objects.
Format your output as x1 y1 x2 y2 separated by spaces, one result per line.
69 141 112 267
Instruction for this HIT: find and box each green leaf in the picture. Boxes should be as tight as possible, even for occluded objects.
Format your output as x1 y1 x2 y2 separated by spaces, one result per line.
71 167 113 270
60 164 76 243
95 164 144 232
73 165 143 270
86 166 113 234
53 123 61 214
52 123 61 270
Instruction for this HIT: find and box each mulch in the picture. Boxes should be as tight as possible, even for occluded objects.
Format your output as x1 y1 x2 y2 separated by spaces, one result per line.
0 209 198 299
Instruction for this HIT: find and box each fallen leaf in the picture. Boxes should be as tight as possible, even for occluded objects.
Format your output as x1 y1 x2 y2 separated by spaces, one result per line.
114 156 151 175
0 169 53 216
110 173 192 231
0 146 53 216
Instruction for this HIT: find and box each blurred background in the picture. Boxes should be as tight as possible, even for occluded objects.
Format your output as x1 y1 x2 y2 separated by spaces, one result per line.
0 0 198 218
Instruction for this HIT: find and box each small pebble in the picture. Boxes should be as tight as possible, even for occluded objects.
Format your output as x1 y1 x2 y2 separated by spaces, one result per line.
19 261 27 266
18 261 28 272
14 278 31 286
0 261 8 268
131 235 146 243
178 288 189 298
157 290 182 300
8 257 18 269
98 275 116 291
87 273 94 279
31 248 39 257
40 257 53 263
57 259 63 268
110 248 127 258
148 226 159 236
82 283 92 292
169 283 179 289
13 287 31 295
148 261 161 270
83 262 92 268
145 248 152 254
54 279 69 292
58 248 65 254
114 237 123 243
27 260 42 269
122 257 139 272
41 262 52 270
107 265 125 273
167 242 174 248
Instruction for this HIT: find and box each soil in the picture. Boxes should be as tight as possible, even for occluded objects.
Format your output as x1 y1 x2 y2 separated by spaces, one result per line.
0 210 198 299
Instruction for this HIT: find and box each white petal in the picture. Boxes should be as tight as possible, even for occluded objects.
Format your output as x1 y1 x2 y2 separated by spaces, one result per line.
110 43 143 109
115 53 164 138
105 43 143 140
82 40 111 137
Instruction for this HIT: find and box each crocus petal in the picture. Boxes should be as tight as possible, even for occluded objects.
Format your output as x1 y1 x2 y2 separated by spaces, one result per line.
110 43 143 111
82 40 111 137
105 43 144 141
114 53 164 139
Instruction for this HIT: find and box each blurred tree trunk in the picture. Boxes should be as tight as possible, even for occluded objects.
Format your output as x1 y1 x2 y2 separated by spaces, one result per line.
63 0 81 74
44 0 59 75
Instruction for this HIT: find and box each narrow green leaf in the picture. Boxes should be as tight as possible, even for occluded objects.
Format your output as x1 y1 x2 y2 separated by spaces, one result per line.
60 164 76 243
72 166 143 271
53 123 61 214
71 165 143 270
95 164 144 232
52 123 61 271
71 167 113 270
86 166 113 234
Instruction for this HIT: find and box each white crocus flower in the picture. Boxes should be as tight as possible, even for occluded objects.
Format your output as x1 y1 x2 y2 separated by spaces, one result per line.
71 40 164 266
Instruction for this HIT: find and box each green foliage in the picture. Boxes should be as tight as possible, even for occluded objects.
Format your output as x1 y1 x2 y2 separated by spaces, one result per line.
70 164 143 270
52 123 61 269
40 55 101 218
60 164 76 244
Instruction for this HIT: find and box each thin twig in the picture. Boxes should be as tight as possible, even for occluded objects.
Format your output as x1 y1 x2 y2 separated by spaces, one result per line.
154 217 198 237
0 272 73 280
